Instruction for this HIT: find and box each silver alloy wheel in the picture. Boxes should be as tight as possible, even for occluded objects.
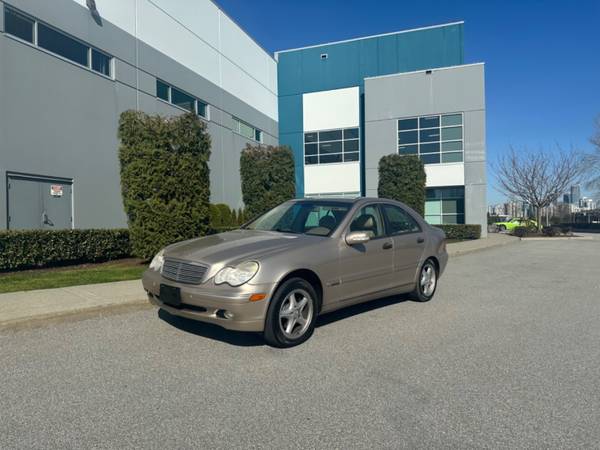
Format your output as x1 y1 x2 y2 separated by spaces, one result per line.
420 262 437 296
278 288 314 339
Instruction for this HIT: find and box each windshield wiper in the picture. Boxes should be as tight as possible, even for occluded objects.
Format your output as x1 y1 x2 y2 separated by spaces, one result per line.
274 228 299 234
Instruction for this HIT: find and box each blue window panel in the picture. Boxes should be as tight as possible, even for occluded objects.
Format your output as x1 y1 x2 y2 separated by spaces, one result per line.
399 145 418 155
38 23 88 67
305 144 318 155
4 7 34 43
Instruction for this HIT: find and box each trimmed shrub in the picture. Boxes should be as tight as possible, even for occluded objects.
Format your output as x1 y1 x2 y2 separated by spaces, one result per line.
512 226 528 238
378 155 426 216
209 203 241 231
118 111 211 260
434 224 481 240
542 226 560 237
0 229 131 271
240 145 295 219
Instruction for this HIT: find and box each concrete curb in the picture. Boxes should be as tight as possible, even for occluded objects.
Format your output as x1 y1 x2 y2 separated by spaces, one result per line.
520 236 596 241
0 300 152 332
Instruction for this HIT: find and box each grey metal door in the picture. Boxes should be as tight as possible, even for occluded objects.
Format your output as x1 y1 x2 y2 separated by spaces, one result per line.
7 175 73 230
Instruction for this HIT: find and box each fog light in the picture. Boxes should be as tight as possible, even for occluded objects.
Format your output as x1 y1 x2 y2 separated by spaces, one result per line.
223 311 234 320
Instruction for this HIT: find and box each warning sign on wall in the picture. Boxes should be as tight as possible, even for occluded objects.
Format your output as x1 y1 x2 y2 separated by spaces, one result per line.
50 185 64 197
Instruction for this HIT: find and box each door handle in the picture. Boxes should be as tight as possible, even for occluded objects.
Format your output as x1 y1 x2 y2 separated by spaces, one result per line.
417 237 425 244
382 242 393 250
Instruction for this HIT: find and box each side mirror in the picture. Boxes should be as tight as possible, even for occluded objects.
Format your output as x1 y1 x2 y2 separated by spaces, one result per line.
345 231 370 246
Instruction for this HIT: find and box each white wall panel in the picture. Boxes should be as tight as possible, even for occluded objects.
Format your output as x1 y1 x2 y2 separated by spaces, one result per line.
219 13 273 93
148 0 220 49
305 163 361 195
220 57 278 122
71 0 136 35
425 163 465 187
137 0 221 86
303 87 360 132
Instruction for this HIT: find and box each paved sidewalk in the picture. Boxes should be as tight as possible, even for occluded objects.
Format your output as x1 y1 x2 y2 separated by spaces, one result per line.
447 232 518 256
0 280 148 330
0 234 518 329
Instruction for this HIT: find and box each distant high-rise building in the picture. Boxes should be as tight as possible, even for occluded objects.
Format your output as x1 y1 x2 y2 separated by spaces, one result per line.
564 194 571 204
570 185 581 206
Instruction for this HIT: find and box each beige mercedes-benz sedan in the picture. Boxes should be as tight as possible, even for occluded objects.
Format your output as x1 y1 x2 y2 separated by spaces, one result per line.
143 197 448 347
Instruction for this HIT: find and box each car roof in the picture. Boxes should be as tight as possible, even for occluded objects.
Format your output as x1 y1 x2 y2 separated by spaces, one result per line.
291 197 394 204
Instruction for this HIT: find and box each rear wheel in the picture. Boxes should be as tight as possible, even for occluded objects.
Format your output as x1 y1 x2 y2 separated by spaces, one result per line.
411 259 438 302
264 278 317 348
498 225 506 232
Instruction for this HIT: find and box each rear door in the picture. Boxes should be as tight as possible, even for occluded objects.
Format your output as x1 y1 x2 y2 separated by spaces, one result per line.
381 204 426 287
7 175 73 230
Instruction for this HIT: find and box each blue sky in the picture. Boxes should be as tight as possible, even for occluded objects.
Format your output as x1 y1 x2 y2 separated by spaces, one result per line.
218 0 600 203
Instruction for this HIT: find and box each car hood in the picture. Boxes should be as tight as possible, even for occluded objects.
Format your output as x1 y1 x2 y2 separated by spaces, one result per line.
164 229 316 267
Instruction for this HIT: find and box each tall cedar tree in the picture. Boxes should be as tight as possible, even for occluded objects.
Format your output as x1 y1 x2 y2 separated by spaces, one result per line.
240 145 296 219
118 111 211 259
377 155 427 216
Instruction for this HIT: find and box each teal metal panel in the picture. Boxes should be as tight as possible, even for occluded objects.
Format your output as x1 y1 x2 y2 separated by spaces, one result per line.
279 131 304 197
278 94 303 134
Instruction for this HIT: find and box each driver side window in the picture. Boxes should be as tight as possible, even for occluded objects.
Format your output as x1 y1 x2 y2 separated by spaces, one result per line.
349 205 384 238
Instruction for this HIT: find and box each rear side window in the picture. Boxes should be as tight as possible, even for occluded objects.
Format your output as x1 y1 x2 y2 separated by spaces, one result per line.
382 204 421 235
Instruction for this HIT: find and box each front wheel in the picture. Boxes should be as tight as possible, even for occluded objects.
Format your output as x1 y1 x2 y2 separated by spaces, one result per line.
411 259 438 302
263 278 318 348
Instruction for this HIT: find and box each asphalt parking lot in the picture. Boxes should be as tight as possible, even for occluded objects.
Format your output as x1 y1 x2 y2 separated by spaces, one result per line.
1 239 599 449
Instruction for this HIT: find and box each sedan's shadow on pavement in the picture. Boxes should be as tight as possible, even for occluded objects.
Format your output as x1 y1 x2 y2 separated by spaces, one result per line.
157 294 412 347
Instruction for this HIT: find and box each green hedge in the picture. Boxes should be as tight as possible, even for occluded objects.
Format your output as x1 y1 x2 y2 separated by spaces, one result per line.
240 145 295 219
0 229 131 271
209 203 246 229
434 224 481 240
378 154 426 216
118 111 211 260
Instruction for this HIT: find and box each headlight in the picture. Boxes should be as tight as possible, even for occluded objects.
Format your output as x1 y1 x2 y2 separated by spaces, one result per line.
149 249 164 272
214 261 259 287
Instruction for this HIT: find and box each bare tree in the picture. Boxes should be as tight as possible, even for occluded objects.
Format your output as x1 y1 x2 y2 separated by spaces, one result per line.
584 116 600 197
494 146 586 231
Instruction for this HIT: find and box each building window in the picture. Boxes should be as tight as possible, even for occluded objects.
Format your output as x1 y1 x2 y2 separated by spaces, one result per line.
3 5 113 78
4 7 35 43
197 101 208 119
37 23 89 67
156 79 209 119
425 186 465 224
233 117 263 143
398 113 463 165
304 127 359 165
156 80 170 102
91 49 111 76
171 87 196 113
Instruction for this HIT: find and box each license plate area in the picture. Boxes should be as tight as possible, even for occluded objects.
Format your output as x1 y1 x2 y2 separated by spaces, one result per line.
160 284 181 308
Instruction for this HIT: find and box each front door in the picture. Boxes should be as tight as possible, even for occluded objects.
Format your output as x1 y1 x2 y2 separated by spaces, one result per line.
381 203 426 287
337 204 395 302
7 174 73 230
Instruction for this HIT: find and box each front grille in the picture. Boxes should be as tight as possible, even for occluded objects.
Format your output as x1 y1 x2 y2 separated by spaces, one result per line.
161 258 208 285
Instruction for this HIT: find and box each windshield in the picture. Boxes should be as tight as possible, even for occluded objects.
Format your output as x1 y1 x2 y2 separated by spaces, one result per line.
244 201 352 236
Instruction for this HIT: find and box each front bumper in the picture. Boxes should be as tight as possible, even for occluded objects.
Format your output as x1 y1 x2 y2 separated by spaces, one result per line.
142 269 274 332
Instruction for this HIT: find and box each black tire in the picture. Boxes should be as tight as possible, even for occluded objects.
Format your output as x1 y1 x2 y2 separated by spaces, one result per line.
411 259 438 303
263 277 318 348
498 225 506 232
